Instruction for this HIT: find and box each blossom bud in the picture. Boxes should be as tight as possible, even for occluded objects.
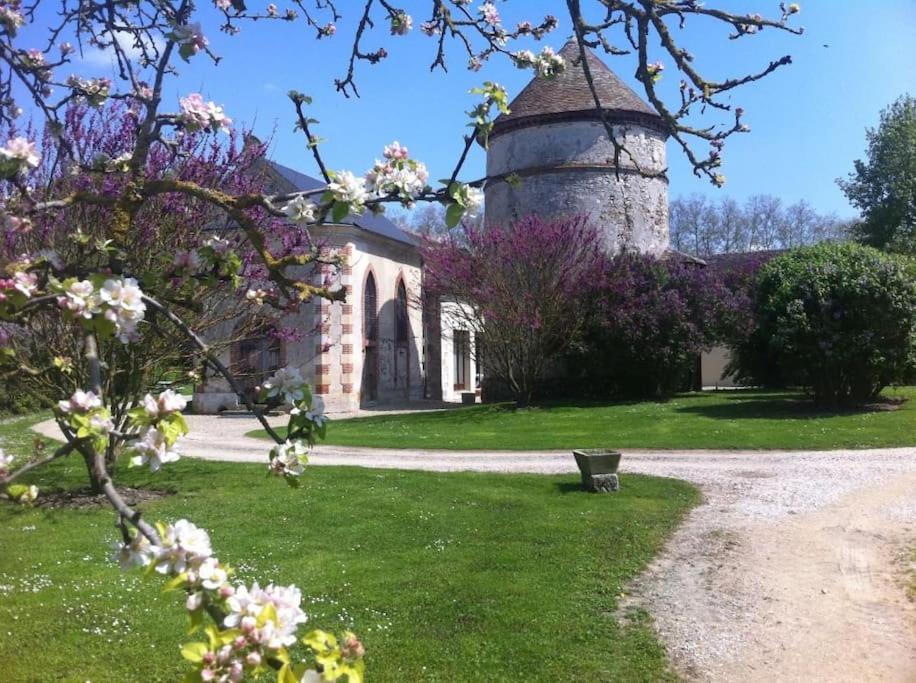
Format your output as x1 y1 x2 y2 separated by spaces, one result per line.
342 634 366 660
219 585 235 598
246 651 262 666
202 652 216 665
233 636 247 650
200 668 215 682
229 661 244 682
186 592 203 611
240 616 257 633
217 644 232 664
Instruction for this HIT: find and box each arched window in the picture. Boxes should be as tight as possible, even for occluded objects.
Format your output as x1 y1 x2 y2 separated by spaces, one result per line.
395 279 409 344
364 272 378 342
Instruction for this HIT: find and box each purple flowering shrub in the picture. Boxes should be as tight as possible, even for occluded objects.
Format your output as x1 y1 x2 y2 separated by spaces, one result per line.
0 104 319 483
422 215 606 407
731 242 916 407
570 252 751 399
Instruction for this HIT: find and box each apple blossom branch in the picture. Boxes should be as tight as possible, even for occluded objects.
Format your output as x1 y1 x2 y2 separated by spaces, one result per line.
566 0 802 185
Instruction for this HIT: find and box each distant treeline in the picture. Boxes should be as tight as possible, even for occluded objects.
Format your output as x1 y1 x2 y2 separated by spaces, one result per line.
669 194 852 257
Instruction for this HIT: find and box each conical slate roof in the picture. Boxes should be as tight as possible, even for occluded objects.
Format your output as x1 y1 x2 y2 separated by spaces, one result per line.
492 39 663 137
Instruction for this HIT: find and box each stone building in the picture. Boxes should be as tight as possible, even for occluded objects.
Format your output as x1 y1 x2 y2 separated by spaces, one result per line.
194 42 671 413
485 39 669 255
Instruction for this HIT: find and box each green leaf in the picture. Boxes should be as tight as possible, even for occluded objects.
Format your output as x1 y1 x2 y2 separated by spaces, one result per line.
187 607 204 634
445 202 465 229
162 572 189 592
332 201 350 223
278 663 299 683
180 642 208 663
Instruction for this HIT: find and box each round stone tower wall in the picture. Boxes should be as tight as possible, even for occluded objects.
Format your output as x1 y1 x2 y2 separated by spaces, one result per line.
485 119 669 255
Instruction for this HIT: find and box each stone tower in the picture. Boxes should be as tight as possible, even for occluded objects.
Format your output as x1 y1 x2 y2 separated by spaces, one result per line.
485 39 670 255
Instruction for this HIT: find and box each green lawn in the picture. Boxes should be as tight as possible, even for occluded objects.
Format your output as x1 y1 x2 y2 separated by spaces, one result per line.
0 414 698 682
250 387 916 451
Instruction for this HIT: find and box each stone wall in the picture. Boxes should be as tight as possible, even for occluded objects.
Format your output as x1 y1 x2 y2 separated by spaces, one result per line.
193 225 425 414
485 119 669 255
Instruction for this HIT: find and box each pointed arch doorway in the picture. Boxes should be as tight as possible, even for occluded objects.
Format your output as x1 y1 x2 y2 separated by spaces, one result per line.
362 271 379 405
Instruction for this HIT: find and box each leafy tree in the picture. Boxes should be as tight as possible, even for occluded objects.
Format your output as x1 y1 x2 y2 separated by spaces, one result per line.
838 95 916 255
733 243 916 408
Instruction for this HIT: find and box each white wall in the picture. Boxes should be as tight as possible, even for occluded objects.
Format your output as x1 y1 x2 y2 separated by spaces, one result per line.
439 299 479 403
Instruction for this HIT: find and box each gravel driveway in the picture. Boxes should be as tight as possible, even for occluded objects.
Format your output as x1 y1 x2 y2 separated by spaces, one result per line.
32 416 916 681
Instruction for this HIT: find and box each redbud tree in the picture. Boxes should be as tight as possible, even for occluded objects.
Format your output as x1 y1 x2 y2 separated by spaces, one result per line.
0 1 802 680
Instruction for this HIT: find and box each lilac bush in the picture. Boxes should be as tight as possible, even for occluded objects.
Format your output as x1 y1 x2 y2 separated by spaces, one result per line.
571 252 751 399
423 215 606 407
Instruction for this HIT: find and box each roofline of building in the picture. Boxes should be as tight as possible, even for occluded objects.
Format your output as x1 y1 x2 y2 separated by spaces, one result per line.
310 222 421 255
490 108 670 142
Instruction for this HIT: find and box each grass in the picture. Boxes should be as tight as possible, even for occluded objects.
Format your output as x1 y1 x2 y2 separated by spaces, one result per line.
249 387 916 451
0 414 698 682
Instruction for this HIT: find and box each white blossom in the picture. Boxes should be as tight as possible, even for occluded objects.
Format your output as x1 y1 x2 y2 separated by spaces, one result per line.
19 484 38 503
479 2 500 26
198 557 229 590
173 22 208 55
88 411 114 434
204 235 231 254
112 533 155 571
327 171 369 212
365 142 429 202
224 582 307 649
261 366 307 404
179 93 232 132
58 389 103 414
246 288 269 305
66 75 111 107
390 12 412 35
269 439 309 477
150 519 212 575
0 136 41 176
11 270 37 297
305 395 327 428
99 277 146 343
130 426 181 472
59 280 101 319
0 6 25 36
282 195 317 223
0 449 13 478
140 389 187 419
465 186 485 218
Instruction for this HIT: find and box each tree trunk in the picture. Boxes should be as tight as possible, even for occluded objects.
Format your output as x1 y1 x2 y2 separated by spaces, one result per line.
82 450 105 494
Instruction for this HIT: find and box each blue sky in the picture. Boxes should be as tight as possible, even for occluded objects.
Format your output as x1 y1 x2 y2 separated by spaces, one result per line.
28 1 916 217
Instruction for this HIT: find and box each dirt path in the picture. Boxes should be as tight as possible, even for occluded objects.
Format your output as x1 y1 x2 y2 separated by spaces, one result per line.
30 417 916 680
626 458 916 682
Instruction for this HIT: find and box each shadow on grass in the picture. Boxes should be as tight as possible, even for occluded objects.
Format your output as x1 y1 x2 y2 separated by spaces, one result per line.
675 394 906 421
554 481 586 495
